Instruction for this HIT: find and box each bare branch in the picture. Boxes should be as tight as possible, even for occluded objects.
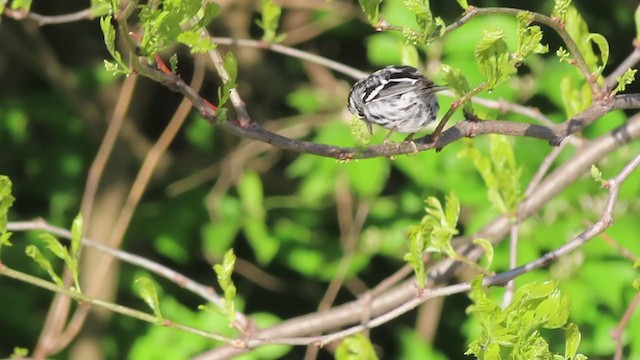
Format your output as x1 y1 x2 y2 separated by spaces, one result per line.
2 8 94 26
137 56 640 160
0 265 235 344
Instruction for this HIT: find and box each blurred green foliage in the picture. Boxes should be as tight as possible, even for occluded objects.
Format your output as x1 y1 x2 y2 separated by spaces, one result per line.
1 0 640 359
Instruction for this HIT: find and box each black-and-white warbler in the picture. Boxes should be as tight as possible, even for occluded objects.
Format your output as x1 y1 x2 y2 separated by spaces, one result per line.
347 65 447 141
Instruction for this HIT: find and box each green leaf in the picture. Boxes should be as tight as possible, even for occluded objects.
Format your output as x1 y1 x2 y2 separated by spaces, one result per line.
441 64 473 116
176 31 216 53
613 68 637 95
590 164 606 186
0 176 14 258
216 107 228 124
633 260 640 290
100 16 130 75
169 54 179 73
455 0 468 11
441 64 471 98
10 347 29 358
69 214 83 292
586 33 609 76
238 171 264 218
472 238 494 266
257 0 283 43
90 0 111 17
515 11 549 63
564 7 599 75
335 333 379 360
552 0 572 22
358 0 383 26
0 232 12 258
217 52 238 108
195 2 221 30
237 172 278 264
444 191 460 229
404 193 460 288
243 218 279 265
459 136 523 217
213 249 237 325
0 175 15 232
38 233 71 263
475 30 517 90
0 0 7 14
351 116 371 148
556 47 570 63
26 245 64 287
636 4 640 41
565 323 581 358
134 277 163 319
70 213 83 259
403 0 444 45
467 280 580 359
560 75 591 118
138 0 219 56
401 44 420 68
404 225 427 288
10 0 32 11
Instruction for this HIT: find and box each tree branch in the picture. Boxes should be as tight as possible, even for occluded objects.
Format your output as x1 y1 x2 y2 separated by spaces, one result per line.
2 8 94 26
195 113 640 359
138 58 640 160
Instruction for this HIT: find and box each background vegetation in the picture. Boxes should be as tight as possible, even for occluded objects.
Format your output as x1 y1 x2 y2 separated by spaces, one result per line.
1 0 640 359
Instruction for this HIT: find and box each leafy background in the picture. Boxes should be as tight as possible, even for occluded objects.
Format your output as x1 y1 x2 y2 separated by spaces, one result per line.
1 0 640 359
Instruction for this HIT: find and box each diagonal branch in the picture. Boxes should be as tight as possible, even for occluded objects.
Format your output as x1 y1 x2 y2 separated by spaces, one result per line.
138 59 640 160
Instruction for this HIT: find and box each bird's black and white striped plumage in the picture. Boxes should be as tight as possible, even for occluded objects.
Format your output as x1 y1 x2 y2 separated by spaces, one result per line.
347 65 445 135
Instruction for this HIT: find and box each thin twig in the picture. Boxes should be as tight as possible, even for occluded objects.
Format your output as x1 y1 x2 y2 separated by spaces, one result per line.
596 231 638 262
525 142 569 198
6 219 231 310
212 37 367 80
501 219 518 308
0 264 235 344
503 141 569 307
612 292 640 360
81 75 138 227
2 8 94 26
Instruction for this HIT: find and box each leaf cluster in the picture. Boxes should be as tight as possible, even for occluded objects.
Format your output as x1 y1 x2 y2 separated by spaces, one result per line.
135 276 164 320
138 0 220 55
215 52 238 123
335 333 379 360
213 249 237 325
466 277 586 360
404 192 459 289
460 136 523 218
25 214 84 292
0 176 15 258
256 0 285 43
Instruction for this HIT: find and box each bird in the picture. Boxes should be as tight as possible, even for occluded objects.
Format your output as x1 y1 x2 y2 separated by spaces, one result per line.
347 65 447 142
